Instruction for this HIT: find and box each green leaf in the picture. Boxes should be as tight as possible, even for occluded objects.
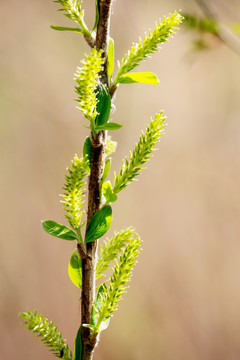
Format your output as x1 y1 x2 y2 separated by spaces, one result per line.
73 326 82 360
83 136 92 173
50 25 83 33
106 136 117 157
98 316 110 332
92 0 99 31
41 220 77 241
68 251 82 288
85 205 112 243
102 158 111 183
82 323 95 331
118 72 160 84
98 317 110 332
92 285 110 332
95 83 111 127
92 284 105 326
95 123 124 131
102 181 118 203
107 38 115 79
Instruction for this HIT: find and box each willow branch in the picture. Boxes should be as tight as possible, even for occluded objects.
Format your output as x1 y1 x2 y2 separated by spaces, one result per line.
80 1 113 360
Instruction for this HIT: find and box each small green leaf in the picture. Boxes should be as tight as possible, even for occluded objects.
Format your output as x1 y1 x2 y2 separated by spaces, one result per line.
95 84 111 127
108 38 115 79
41 220 77 241
102 158 111 184
92 284 110 332
92 284 105 326
50 25 84 33
83 136 92 173
68 251 82 288
102 181 118 203
106 136 117 157
99 317 110 332
92 0 99 31
95 123 124 131
118 72 160 85
85 205 112 243
82 324 95 330
73 326 82 360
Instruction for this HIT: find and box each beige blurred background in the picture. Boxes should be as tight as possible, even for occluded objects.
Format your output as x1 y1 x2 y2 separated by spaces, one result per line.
1 0 240 359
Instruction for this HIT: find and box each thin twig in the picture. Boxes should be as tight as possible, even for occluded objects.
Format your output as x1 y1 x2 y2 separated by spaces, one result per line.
84 33 96 48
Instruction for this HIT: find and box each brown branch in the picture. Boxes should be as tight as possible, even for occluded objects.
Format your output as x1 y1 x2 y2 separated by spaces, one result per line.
80 1 113 359
96 0 113 85
81 132 106 360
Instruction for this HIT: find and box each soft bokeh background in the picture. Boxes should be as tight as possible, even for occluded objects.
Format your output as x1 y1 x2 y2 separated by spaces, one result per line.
1 0 240 359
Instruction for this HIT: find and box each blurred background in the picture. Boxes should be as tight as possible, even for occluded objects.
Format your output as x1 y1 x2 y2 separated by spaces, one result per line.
1 0 240 359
